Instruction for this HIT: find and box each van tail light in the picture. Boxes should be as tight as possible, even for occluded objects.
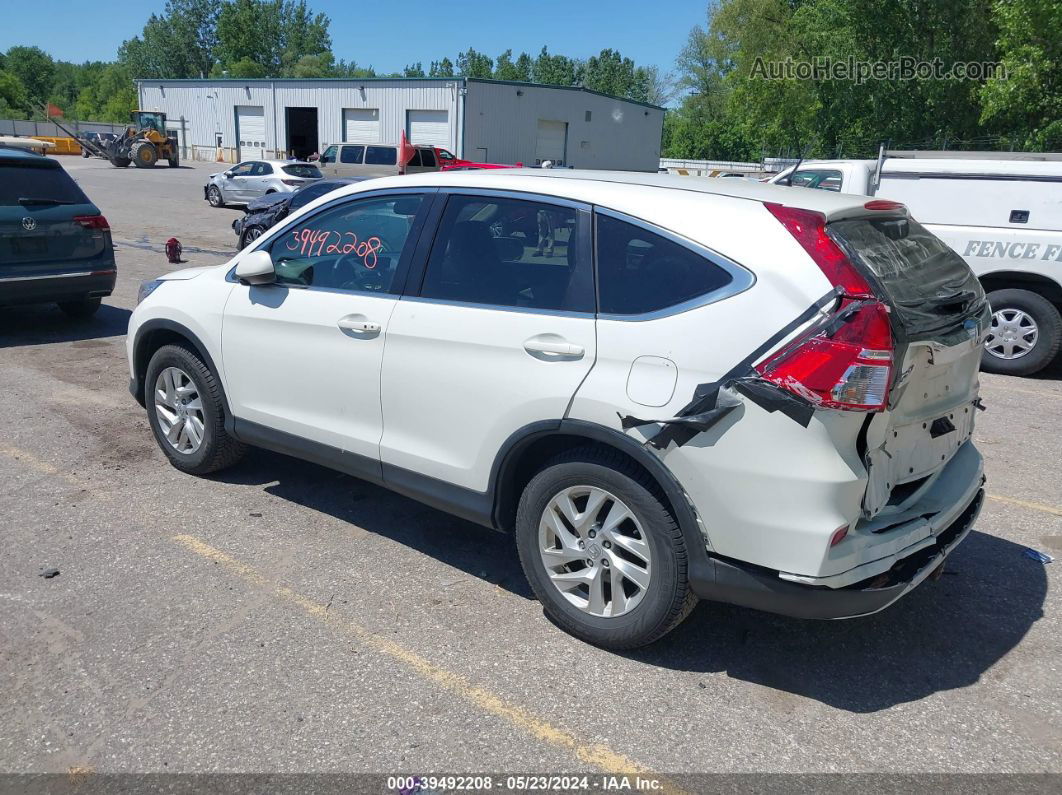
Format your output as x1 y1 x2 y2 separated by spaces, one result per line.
73 215 110 230
758 202 894 412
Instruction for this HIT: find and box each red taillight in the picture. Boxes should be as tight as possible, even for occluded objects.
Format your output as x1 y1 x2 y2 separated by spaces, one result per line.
281 179 302 186
759 202 894 412
764 203 872 298
73 215 109 230
830 524 850 547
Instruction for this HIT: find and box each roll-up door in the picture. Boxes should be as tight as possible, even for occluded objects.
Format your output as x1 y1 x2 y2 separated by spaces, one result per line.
343 108 380 142
535 120 567 166
235 105 265 160
406 110 449 148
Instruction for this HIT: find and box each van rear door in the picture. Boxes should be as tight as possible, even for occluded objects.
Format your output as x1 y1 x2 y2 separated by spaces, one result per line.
829 213 989 518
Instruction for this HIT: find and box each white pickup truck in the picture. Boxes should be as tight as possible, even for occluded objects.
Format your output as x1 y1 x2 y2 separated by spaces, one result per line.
771 157 1062 375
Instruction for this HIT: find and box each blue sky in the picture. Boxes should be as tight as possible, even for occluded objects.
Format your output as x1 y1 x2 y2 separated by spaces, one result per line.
1 0 707 75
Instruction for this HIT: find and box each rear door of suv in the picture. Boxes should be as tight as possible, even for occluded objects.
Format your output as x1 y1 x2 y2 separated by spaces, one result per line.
379 189 596 492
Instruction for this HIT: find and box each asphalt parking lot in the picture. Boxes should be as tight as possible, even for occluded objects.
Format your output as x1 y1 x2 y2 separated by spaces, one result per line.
1 156 1060 780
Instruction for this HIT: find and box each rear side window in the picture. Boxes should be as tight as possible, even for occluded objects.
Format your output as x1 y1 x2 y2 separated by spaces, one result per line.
596 214 734 315
830 216 983 332
420 194 592 312
0 163 90 206
407 149 422 167
365 146 397 165
282 164 322 178
340 146 364 164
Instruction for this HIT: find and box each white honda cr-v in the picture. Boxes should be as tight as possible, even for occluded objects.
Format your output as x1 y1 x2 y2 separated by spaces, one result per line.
128 170 988 648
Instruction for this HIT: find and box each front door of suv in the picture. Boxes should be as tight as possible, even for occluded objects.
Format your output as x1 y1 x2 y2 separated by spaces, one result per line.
222 190 432 466
379 191 596 492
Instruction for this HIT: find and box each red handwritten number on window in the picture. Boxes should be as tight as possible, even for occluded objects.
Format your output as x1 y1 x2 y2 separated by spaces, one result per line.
285 228 384 269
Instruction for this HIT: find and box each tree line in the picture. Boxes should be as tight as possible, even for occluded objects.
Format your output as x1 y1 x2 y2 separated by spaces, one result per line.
665 0 1062 160
1 0 1058 159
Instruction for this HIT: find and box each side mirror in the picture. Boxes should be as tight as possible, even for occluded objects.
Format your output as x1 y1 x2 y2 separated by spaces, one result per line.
235 250 276 285
223 170 234 178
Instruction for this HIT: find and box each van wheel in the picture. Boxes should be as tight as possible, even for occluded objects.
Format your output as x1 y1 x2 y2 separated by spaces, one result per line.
515 448 696 649
144 344 245 475
982 289 1062 376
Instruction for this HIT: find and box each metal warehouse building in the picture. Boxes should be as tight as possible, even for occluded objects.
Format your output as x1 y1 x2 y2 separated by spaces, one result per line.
136 77 664 170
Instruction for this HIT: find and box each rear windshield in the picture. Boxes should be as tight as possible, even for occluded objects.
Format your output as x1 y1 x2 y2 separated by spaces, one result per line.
0 162 90 206
830 215 984 334
282 164 322 178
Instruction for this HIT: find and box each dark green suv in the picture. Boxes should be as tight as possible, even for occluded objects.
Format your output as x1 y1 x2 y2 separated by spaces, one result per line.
0 146 116 318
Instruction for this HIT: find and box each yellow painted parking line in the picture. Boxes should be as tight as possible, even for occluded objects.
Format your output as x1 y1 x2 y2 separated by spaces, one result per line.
171 534 680 789
0 444 86 488
987 493 1062 518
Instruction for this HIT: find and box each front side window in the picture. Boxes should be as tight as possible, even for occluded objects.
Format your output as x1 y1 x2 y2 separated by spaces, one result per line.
340 145 364 164
420 195 592 312
365 146 397 166
265 194 425 294
320 146 337 164
596 214 734 315
419 148 436 167
407 149 422 167
229 162 255 177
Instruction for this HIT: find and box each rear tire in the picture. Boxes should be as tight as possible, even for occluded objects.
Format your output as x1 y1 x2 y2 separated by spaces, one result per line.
168 157 179 167
57 297 101 319
144 344 245 475
515 447 697 649
981 288 1062 376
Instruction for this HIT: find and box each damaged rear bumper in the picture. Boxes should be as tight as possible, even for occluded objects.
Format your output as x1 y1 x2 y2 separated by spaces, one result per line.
688 486 984 619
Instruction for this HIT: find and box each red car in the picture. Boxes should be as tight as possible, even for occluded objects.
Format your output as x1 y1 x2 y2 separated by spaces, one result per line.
435 147 522 171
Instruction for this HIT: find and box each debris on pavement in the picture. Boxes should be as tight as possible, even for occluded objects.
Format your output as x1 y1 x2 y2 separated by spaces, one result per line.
1024 548 1054 564
38 568 60 579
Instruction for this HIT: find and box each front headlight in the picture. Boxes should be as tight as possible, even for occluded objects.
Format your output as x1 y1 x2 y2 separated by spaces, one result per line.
137 279 164 305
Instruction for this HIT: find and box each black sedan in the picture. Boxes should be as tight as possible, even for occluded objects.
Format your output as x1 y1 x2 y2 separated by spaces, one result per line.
233 178 364 248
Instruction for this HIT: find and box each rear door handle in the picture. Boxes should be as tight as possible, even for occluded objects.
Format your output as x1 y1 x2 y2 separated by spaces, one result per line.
337 315 381 334
523 335 585 359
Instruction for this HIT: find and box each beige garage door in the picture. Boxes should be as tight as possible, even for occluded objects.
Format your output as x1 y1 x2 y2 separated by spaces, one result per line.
407 110 450 148
535 119 567 166
343 108 380 143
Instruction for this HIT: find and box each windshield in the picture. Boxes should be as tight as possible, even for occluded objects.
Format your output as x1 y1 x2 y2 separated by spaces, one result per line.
0 162 90 206
830 215 985 335
282 164 322 179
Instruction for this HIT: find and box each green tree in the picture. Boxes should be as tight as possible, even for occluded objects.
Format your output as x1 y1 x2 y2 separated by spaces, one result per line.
981 0 1062 149
494 49 532 82
456 48 493 78
582 48 638 98
404 62 425 77
118 0 218 79
4 46 55 103
0 70 29 118
428 57 454 77
532 46 578 85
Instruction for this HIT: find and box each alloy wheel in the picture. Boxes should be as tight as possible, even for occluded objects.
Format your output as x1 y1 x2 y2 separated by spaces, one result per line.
985 308 1038 360
538 485 652 618
154 366 206 454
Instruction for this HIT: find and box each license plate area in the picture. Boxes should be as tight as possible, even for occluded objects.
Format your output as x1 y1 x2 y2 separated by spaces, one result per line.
864 400 978 517
12 237 48 255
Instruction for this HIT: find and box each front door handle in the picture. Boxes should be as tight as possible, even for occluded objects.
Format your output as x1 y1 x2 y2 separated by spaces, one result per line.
337 315 381 334
523 334 585 359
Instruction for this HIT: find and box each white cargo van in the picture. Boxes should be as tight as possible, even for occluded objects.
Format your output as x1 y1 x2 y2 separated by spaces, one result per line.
771 157 1062 375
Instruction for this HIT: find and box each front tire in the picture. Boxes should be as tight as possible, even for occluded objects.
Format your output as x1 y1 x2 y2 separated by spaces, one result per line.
240 226 264 249
207 185 225 207
144 344 245 475
57 297 101 319
515 448 696 649
131 141 158 168
982 288 1062 376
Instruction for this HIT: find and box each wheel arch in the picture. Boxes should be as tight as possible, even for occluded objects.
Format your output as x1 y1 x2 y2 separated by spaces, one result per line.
979 271 1062 309
489 419 710 571
132 320 232 425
